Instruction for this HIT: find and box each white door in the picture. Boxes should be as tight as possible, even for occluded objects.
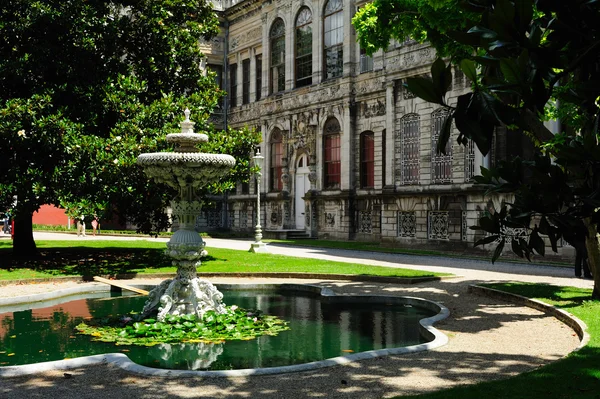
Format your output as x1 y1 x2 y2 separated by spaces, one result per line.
295 154 310 229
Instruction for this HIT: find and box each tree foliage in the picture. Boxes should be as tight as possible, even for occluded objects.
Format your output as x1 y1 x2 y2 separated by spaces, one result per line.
354 0 600 298
353 0 477 59
0 0 260 254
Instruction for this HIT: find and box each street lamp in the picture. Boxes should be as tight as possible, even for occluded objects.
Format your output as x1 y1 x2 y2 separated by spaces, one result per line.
250 148 268 253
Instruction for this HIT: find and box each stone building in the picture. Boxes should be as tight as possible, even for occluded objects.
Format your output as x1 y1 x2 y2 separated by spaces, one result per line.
196 0 566 256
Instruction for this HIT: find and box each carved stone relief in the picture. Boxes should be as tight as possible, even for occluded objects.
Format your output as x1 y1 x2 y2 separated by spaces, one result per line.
361 99 386 118
229 26 262 51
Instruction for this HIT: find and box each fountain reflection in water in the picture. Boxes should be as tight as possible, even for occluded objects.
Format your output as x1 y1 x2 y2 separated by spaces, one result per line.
136 110 236 321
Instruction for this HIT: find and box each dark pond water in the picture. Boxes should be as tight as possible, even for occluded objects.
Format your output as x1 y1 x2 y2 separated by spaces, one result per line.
0 289 435 370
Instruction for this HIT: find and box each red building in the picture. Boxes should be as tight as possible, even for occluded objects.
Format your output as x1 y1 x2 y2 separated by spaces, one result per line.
32 204 72 227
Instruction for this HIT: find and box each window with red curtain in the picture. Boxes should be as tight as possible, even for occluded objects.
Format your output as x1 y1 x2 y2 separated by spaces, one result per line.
361 132 374 188
270 130 283 191
324 118 341 189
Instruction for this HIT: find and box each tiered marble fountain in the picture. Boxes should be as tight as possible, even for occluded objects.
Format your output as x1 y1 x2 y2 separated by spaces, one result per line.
137 109 235 321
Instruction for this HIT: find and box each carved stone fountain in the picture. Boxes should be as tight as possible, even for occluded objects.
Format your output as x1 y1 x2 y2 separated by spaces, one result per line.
137 110 236 321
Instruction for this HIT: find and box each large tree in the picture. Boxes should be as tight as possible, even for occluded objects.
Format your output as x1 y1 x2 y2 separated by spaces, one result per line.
0 0 259 254
354 0 600 298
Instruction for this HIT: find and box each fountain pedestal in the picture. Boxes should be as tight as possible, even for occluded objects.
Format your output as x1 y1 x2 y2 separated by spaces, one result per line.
137 110 235 321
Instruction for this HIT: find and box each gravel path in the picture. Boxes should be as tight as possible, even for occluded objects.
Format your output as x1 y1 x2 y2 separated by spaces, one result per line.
0 233 591 398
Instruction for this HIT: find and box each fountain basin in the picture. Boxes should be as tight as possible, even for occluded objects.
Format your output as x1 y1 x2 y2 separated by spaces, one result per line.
0 283 449 377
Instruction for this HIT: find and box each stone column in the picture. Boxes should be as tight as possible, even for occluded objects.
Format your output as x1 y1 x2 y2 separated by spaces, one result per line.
313 0 322 83
341 105 352 190
261 13 269 97
342 2 354 77
385 80 396 187
286 10 294 90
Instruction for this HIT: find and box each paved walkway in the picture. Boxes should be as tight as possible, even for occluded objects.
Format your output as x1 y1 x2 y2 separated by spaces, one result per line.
27 231 593 289
0 232 592 398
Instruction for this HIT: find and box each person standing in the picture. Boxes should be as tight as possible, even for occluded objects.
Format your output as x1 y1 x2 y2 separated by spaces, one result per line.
574 240 592 279
77 215 86 237
91 215 98 236
2 212 9 234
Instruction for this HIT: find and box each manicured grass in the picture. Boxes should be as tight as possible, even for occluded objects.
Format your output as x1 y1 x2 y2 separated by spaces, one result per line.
403 283 600 399
0 240 447 280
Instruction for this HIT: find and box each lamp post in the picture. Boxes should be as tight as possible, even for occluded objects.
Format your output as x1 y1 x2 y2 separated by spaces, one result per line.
250 148 268 253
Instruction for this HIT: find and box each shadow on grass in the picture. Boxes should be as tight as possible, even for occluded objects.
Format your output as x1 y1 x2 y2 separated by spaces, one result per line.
0 246 169 277
405 346 600 399
483 282 593 309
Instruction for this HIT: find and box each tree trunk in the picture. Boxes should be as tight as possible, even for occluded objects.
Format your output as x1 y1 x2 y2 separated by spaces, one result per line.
583 218 600 300
12 209 37 256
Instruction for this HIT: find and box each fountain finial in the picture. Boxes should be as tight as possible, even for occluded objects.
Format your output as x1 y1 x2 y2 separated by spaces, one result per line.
184 108 191 122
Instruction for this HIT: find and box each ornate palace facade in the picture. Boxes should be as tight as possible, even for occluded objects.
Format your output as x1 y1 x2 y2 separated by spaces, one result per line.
196 0 563 256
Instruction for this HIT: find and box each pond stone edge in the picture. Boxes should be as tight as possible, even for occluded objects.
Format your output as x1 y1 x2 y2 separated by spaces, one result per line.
0 282 450 378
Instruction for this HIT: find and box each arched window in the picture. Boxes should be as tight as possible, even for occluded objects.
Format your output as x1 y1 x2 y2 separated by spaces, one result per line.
323 0 343 80
295 7 313 88
270 129 284 191
400 114 420 185
431 108 452 184
323 118 341 189
270 19 286 94
360 131 375 188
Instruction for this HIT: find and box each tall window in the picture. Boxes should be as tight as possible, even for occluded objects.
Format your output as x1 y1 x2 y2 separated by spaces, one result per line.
360 132 375 188
323 118 341 189
242 59 250 105
242 59 250 104
360 47 373 73
401 114 420 184
207 64 223 110
431 109 452 184
295 7 313 88
256 54 262 101
270 19 286 94
270 129 284 191
229 63 237 108
323 0 343 80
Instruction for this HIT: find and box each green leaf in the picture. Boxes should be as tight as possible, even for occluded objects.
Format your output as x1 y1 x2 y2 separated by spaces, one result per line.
405 78 442 104
460 59 478 83
515 0 534 33
492 238 505 263
437 111 453 155
467 26 498 40
500 58 523 86
474 235 499 247
431 58 452 97
511 238 524 258
529 231 545 256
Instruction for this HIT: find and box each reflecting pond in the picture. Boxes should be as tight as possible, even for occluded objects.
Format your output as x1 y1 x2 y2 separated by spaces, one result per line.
0 289 435 370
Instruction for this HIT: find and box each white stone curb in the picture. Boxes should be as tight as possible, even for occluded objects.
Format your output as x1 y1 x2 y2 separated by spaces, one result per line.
0 283 449 377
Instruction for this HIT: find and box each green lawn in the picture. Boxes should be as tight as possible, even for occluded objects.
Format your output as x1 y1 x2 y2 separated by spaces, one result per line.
0 240 447 280
404 283 600 399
